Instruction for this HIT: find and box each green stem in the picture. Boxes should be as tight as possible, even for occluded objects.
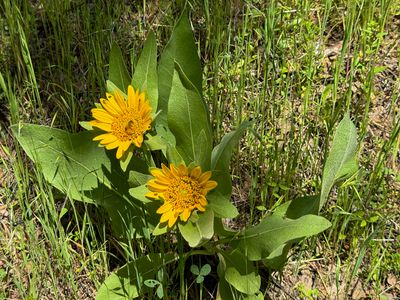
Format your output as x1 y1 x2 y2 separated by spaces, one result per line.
178 235 185 299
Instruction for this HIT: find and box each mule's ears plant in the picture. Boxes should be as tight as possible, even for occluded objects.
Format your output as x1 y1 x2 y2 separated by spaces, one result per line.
12 12 360 299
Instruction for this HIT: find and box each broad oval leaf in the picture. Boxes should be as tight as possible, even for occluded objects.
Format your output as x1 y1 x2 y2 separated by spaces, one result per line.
11 124 149 237
211 121 250 196
232 214 331 261
168 69 212 169
320 114 358 209
11 124 125 202
221 250 260 295
273 195 319 219
158 13 202 122
207 192 238 219
108 42 131 93
178 209 214 247
132 31 158 115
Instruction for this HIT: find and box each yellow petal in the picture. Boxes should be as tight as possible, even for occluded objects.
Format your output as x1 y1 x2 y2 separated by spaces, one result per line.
161 164 174 178
147 180 168 192
133 134 144 147
100 98 120 115
93 133 112 141
190 166 202 179
203 180 218 192
99 134 118 145
157 203 172 214
160 210 173 223
121 140 131 151
105 140 120 150
199 171 212 185
168 213 178 228
90 121 112 132
199 196 208 206
106 93 122 111
178 164 188 176
195 204 206 212
92 108 114 123
181 209 191 222
170 164 180 177
145 192 159 199
150 169 170 182
127 85 136 108
115 90 128 109
154 177 170 185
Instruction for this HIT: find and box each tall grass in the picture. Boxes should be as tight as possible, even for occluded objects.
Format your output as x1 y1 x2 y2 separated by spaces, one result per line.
1 0 398 298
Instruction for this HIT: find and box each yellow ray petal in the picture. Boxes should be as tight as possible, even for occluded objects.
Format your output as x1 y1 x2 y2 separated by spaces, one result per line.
178 164 188 176
116 146 124 159
157 203 172 214
127 85 136 108
91 108 114 123
199 171 212 185
100 98 120 115
105 140 120 150
199 195 208 206
202 180 218 192
161 164 174 178
170 164 180 177
180 209 191 222
147 180 168 192
121 140 131 151
150 169 170 182
99 134 118 145
90 121 112 132
107 91 126 111
133 134 144 147
160 210 173 223
190 166 202 179
168 213 178 228
145 192 159 199
195 204 206 211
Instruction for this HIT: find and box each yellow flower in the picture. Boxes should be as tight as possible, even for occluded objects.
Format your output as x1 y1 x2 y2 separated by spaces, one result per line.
90 86 152 159
146 163 218 228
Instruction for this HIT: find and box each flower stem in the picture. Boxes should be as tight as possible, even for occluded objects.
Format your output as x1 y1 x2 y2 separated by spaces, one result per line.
178 234 185 299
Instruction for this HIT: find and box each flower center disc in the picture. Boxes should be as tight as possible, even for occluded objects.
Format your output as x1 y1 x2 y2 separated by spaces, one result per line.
165 176 202 210
111 111 144 142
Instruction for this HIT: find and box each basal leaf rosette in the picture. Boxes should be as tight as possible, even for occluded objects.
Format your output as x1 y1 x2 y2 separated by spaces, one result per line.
146 163 217 228
90 85 153 159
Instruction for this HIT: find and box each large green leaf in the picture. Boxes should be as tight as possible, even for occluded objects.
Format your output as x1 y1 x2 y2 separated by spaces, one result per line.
154 123 184 165
11 124 147 237
217 252 263 299
320 114 358 209
178 209 214 247
158 13 203 122
168 70 212 169
211 122 250 196
262 243 291 270
108 42 131 93
207 192 238 219
261 195 320 270
12 124 121 201
221 250 260 295
232 215 331 261
132 32 158 115
96 253 176 300
273 195 319 219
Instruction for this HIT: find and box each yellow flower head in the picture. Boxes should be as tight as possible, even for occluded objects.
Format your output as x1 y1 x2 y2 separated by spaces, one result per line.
90 86 152 159
146 163 218 228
